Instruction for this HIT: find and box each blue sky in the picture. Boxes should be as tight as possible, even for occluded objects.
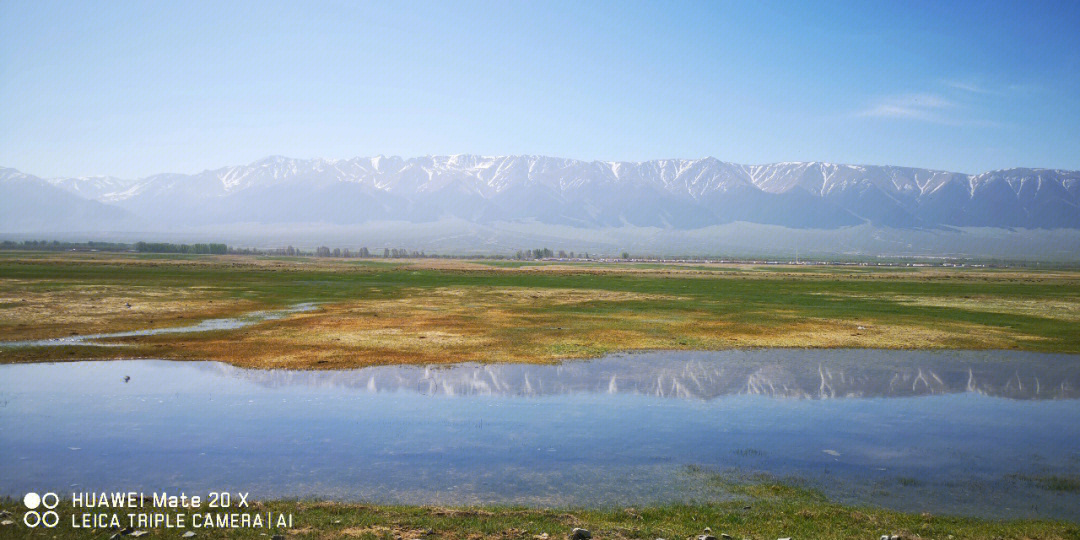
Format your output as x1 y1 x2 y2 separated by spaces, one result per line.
2 0 1078 178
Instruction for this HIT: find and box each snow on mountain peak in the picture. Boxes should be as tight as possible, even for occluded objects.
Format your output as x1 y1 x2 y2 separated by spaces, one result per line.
7 156 1079 230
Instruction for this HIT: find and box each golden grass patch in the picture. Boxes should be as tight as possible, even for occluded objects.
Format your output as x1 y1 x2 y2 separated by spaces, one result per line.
889 294 1080 322
122 285 1034 370
0 282 255 340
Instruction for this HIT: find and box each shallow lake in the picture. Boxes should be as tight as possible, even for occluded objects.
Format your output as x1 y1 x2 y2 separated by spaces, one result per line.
1 349 1079 520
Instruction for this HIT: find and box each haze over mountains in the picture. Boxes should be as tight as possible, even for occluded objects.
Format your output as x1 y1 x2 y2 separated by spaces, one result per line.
4 154 1080 230
3 155 1080 258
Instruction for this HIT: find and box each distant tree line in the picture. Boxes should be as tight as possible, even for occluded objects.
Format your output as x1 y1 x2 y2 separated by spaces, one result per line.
0 239 1054 267
135 242 227 254
3 240 605 260
382 248 429 258
1 239 594 261
0 240 130 252
309 247 441 258
513 248 589 260
313 246 373 257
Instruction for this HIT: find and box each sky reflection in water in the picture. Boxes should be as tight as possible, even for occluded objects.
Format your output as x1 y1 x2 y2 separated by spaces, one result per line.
1 349 1078 520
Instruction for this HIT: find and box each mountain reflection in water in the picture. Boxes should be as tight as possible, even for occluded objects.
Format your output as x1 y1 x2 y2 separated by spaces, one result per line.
196 349 1079 400
4 349 1080 520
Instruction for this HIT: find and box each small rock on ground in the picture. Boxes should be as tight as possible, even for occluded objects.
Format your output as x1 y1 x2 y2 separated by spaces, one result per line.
570 528 592 540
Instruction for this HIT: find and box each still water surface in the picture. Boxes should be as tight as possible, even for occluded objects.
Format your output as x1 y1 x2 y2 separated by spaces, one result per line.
0 303 318 348
1 349 1078 520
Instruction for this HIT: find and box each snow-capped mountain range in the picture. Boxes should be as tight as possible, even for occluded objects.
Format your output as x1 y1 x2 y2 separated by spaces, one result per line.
3 155 1079 232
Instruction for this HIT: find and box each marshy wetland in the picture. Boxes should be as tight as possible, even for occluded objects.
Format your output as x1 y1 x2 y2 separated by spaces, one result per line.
3 252 1080 368
2 252 1080 538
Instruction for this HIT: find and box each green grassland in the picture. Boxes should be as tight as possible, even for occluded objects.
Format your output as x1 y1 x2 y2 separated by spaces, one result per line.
3 480 1079 540
2 251 1080 368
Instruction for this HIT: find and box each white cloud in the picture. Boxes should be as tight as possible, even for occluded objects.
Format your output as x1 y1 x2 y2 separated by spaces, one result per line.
857 93 955 122
944 80 994 94
944 79 1043 96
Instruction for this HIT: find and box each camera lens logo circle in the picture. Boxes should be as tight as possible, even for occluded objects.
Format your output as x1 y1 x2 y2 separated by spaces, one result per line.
22 492 59 528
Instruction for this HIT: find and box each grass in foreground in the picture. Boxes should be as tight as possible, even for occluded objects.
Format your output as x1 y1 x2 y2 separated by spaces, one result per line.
2 252 1080 368
2 481 1079 540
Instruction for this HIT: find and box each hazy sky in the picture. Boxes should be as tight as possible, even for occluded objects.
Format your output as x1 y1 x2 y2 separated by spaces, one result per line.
2 0 1079 178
